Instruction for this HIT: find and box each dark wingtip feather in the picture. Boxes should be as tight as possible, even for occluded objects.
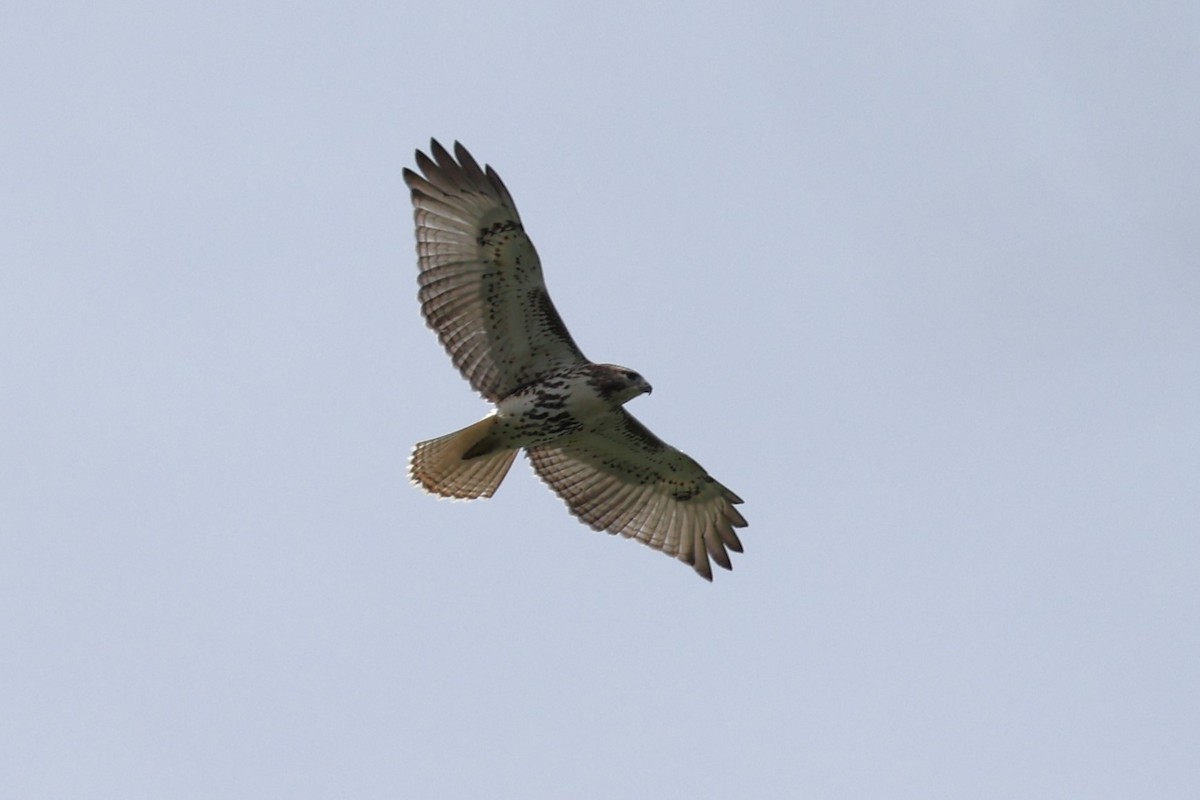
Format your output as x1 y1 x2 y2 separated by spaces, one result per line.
429 138 454 168
413 147 438 178
402 166 423 191
722 527 745 554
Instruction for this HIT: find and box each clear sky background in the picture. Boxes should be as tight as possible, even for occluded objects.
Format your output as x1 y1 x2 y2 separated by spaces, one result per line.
3 2 1198 798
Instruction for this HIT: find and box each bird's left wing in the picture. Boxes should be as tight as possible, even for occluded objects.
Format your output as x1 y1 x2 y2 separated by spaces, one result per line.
526 410 746 580
404 140 589 402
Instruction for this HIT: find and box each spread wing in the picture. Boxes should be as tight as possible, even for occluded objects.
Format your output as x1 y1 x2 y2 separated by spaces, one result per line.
526 410 746 580
404 140 589 402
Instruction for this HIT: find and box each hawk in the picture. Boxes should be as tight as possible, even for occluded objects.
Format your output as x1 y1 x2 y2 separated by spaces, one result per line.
404 140 746 580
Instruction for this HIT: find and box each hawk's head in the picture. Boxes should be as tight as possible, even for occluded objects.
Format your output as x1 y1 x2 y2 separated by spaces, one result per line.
592 364 653 405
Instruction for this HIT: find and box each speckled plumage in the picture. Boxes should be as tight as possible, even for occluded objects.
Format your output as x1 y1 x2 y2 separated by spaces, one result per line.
404 140 746 580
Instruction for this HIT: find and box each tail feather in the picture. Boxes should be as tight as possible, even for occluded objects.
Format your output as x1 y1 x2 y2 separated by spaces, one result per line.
409 417 518 499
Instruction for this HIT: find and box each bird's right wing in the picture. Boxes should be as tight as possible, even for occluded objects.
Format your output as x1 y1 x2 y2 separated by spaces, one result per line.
405 140 589 401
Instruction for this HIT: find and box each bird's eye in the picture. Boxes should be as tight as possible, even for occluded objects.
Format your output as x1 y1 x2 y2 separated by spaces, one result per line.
624 370 640 382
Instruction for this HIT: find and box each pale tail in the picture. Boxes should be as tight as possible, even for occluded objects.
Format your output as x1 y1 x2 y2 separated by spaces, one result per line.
409 417 518 499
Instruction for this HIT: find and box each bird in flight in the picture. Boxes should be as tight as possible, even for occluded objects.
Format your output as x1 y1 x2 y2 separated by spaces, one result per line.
404 140 746 580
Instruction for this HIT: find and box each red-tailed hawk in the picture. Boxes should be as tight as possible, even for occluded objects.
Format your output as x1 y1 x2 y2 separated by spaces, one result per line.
405 140 746 580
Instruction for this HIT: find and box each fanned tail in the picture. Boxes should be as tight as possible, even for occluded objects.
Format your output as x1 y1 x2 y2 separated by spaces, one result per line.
409 417 517 499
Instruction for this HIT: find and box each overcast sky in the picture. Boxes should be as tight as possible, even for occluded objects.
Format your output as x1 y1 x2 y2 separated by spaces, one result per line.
3 2 1198 798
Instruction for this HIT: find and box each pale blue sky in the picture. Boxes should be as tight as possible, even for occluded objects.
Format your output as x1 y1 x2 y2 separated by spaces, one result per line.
3 2 1198 797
